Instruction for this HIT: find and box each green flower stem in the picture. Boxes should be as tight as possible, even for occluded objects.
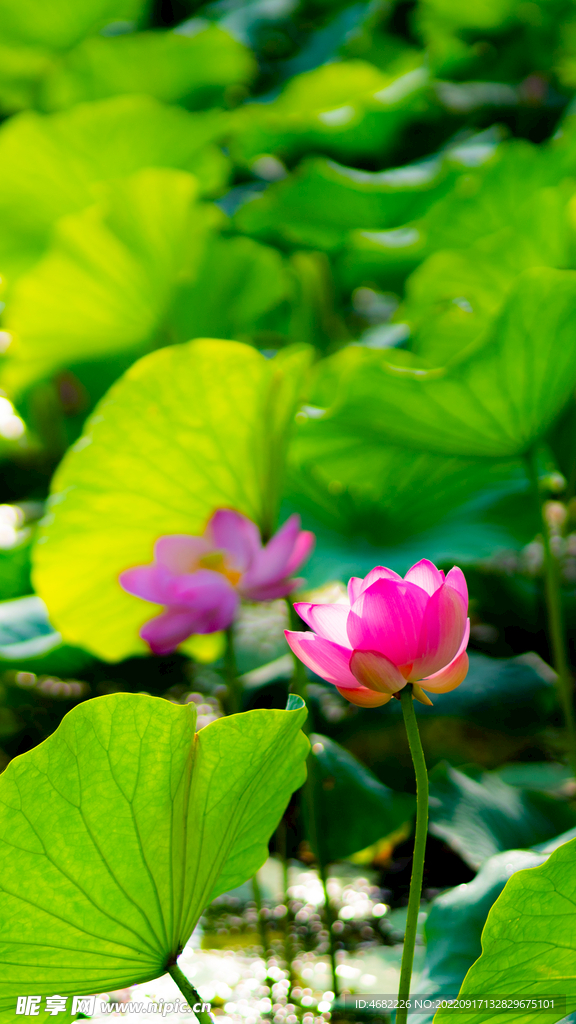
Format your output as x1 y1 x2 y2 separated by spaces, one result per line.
526 450 576 777
224 625 242 715
276 817 294 990
397 686 428 1024
251 870 269 959
319 859 340 999
168 962 215 1024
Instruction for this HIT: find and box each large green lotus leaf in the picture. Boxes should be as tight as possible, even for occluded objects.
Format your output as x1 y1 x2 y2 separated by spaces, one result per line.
234 154 458 252
428 762 576 871
304 733 415 864
32 340 312 661
415 828 576 1023
0 0 144 51
293 478 542 593
40 25 255 112
420 139 563 255
170 234 290 345
0 1 146 113
230 58 430 165
404 186 571 364
2 167 211 394
0 691 308 1010
287 403 526 543
434 835 576 1024
307 268 576 458
335 141 558 293
0 95 229 280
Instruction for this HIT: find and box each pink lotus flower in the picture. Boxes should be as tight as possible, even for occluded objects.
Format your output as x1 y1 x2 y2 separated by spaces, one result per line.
120 509 314 655
285 560 469 707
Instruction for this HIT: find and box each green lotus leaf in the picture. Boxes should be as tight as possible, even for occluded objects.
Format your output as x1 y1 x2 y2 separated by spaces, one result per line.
0 691 308 1014
428 762 576 870
420 139 561 256
33 339 312 660
308 267 576 458
3 166 211 393
39 25 255 112
416 827 576 1023
170 234 290 346
403 185 570 364
0 95 229 281
0 0 145 52
230 57 430 165
234 154 458 253
287 405 527 543
434 835 576 1024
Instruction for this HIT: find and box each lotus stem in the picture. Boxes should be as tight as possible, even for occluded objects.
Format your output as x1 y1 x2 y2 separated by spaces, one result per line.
276 817 294 990
526 450 576 777
319 859 340 999
251 869 269 959
397 686 428 1024
168 962 215 1024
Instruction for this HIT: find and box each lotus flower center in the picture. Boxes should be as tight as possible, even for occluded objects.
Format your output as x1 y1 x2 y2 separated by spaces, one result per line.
198 550 242 586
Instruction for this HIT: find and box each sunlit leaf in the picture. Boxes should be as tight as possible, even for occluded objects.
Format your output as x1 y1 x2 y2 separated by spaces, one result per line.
0 95 229 280
170 234 290 345
3 167 212 393
287 409 526 543
0 0 144 51
230 58 430 165
403 185 570 364
33 340 312 661
0 0 146 112
40 25 256 112
420 139 562 254
0 691 308 1009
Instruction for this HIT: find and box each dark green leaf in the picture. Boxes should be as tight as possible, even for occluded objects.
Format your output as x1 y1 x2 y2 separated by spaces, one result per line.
304 733 415 864
230 58 430 165
234 154 458 252
428 762 576 870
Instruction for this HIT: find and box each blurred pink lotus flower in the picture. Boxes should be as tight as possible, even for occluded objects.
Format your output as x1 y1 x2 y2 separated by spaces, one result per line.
120 509 314 655
285 559 469 707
